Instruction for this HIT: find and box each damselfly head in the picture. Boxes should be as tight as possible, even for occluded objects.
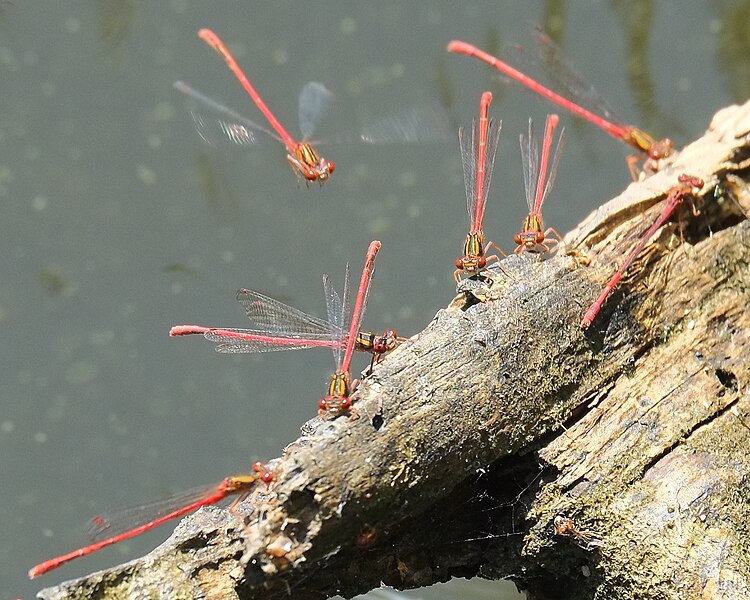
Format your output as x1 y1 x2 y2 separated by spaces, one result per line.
319 395 352 418
625 127 672 161
294 144 335 184
457 255 487 274
456 232 487 274
514 215 546 252
677 173 704 190
649 138 673 160
319 371 352 417
373 329 399 354
311 159 335 183
300 159 334 184
514 231 546 252
252 461 275 484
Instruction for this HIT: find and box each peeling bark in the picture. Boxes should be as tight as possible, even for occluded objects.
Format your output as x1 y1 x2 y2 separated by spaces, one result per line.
37 100 750 600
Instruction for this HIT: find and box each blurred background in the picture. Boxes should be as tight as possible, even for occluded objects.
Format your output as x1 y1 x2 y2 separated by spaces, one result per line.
1 1 747 598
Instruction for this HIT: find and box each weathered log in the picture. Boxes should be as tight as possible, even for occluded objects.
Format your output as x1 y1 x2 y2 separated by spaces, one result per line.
37 99 750 600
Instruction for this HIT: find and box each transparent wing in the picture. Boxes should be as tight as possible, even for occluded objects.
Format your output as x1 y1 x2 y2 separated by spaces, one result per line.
458 124 476 225
476 117 502 228
202 328 341 354
174 80 282 146
323 274 343 334
87 482 227 543
191 113 274 148
507 29 624 126
340 264 352 341
520 116 566 214
357 105 452 144
298 81 335 141
323 264 350 369
460 117 502 230
350 268 373 340
537 125 566 213
236 288 335 337
520 118 540 213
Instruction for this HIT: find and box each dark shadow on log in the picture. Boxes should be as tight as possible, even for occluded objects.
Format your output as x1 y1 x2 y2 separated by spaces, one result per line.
37 100 750 600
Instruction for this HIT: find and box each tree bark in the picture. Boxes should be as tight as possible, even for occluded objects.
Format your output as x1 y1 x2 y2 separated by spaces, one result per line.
38 100 750 600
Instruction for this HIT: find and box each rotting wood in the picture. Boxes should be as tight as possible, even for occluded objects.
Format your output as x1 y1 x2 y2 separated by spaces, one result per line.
37 99 750 600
